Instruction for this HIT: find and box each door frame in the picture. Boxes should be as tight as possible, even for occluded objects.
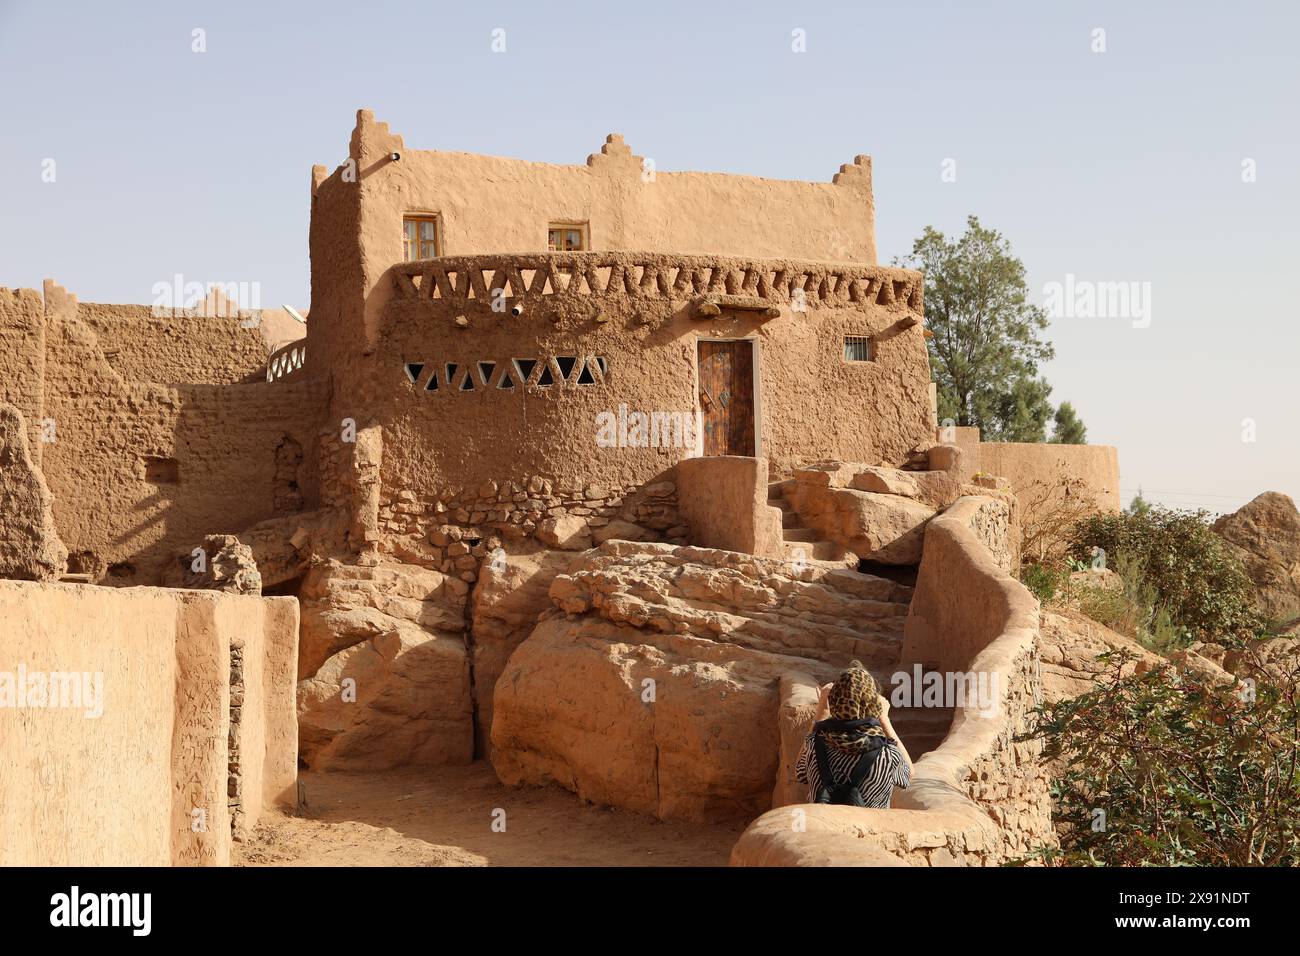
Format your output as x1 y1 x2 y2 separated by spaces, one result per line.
693 336 763 459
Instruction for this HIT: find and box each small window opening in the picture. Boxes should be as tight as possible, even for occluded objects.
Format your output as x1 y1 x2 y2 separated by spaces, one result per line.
404 362 425 383
403 215 441 261
445 363 459 386
513 358 537 382
555 356 577 381
547 222 588 252
536 363 555 387
844 335 873 363
142 456 179 484
576 358 597 385
595 356 608 376
478 361 497 385
424 372 439 392
497 370 516 390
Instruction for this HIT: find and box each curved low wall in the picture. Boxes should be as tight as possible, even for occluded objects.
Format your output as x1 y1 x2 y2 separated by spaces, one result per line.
731 495 1052 866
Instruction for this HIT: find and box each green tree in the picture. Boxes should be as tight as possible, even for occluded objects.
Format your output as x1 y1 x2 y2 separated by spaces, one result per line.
898 215 1086 443
1050 401 1088 444
1128 488 1152 516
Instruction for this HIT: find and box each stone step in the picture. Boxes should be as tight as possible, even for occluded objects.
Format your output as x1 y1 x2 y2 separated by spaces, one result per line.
780 539 850 563
782 526 821 543
767 479 791 499
889 706 955 759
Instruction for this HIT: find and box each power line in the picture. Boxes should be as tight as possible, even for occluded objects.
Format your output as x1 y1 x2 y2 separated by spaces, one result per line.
1121 487 1258 501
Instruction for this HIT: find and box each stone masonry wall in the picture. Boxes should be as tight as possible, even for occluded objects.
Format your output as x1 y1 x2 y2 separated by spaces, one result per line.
377 475 683 582
960 641 1054 859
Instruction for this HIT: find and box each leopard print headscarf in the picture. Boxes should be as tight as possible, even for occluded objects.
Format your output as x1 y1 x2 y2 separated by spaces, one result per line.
821 662 887 753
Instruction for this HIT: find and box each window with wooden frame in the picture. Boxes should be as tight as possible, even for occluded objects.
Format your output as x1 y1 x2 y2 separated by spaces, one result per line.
843 335 873 362
547 222 588 252
403 215 441 261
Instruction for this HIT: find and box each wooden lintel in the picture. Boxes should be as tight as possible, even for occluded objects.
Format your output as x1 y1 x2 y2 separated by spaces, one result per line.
692 295 781 319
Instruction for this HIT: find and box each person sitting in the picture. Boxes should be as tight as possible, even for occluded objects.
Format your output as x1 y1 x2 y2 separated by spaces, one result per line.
795 662 913 807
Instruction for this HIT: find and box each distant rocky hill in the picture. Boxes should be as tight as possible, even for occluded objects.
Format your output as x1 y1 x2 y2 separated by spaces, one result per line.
1212 492 1300 628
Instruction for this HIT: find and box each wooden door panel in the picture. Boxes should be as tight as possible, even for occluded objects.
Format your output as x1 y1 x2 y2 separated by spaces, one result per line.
698 340 755 457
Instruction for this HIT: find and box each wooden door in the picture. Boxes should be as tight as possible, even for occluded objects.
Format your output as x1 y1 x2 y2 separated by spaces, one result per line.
697 340 755 457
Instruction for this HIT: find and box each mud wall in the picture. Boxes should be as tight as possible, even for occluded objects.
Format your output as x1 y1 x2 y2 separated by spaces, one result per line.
0 582 298 866
37 283 324 583
0 288 47 459
676 455 784 557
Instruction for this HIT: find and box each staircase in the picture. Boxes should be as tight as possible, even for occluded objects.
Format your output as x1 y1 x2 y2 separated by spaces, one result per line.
768 480 852 565
766 475 953 761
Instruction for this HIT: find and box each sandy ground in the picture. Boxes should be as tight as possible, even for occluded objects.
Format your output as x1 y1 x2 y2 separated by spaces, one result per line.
235 762 743 867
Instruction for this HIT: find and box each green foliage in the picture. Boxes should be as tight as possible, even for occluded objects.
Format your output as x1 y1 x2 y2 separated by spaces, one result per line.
897 215 1086 443
1024 652 1300 866
1051 402 1088 444
1075 551 1190 653
1069 507 1264 644
993 376 1055 443
1127 489 1152 517
1021 561 1067 603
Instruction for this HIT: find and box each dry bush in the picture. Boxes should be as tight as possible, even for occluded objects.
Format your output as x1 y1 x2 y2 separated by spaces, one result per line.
1018 465 1100 566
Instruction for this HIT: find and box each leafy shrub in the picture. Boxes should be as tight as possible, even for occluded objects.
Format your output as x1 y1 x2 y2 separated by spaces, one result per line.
1068 507 1263 644
1024 651 1300 866
1021 561 1066 604
1074 551 1190 652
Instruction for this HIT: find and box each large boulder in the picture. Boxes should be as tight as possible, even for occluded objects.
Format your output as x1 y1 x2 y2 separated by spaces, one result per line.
297 624 473 770
295 560 474 770
1212 492 1300 625
492 616 785 822
0 402 66 581
469 547 577 754
297 560 468 679
161 533 262 595
787 469 936 565
490 541 913 822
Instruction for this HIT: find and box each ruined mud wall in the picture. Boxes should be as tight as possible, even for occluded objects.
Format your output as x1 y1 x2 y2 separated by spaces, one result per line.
76 302 271 385
37 285 324 583
0 582 298 866
732 496 1053 866
0 288 47 458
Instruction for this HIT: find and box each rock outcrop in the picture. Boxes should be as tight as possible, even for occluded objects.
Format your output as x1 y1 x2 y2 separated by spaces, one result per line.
1212 492 1300 625
297 623 473 771
295 560 474 770
490 541 913 822
1039 608 1164 703
161 533 262 595
0 402 67 581
296 560 468 679
781 462 972 565
469 547 577 754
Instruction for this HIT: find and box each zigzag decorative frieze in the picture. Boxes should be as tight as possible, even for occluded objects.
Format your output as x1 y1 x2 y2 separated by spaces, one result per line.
392 252 924 315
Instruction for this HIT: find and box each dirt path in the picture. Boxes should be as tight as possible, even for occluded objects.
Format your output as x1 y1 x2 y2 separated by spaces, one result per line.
236 762 743 867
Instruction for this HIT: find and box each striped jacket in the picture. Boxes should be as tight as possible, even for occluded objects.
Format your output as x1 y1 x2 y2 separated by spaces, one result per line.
795 732 911 808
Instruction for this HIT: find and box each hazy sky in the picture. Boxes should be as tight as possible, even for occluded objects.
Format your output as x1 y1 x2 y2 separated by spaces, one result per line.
2 0 1296 514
